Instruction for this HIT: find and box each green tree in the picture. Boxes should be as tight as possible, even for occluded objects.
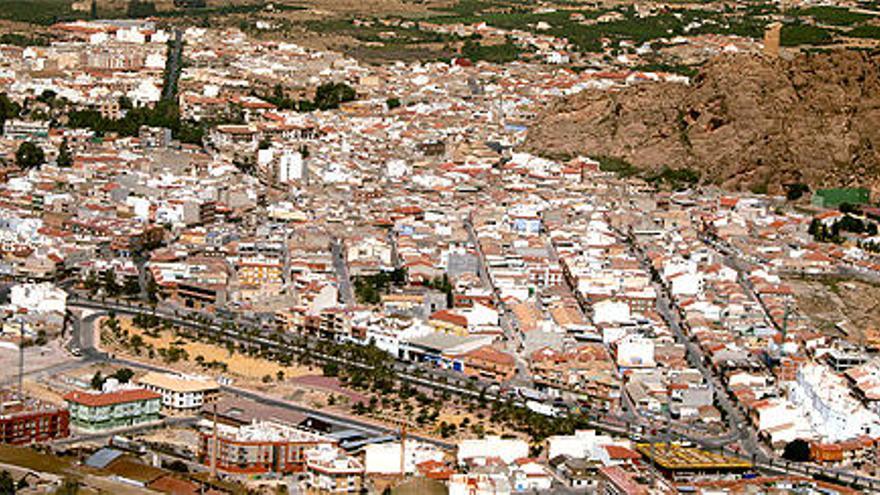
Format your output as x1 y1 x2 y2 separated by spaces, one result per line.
0 470 14 495
0 94 20 127
15 141 45 169
785 182 809 201
145 276 159 303
112 367 135 383
782 438 811 462
90 371 104 390
56 138 72 168
386 97 401 110
313 82 356 110
102 270 120 297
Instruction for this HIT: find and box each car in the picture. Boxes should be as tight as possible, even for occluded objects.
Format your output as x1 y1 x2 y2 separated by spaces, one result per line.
70 348 82 357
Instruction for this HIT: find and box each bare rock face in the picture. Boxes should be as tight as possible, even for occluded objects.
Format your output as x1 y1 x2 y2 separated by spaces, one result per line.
525 50 880 193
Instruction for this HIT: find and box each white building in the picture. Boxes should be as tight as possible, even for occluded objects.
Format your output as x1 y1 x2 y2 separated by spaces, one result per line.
304 444 364 494
457 436 528 465
137 372 219 411
790 364 880 442
10 283 67 313
278 150 305 183
363 441 444 475
592 300 631 325
547 430 628 461
128 79 162 108
616 335 655 368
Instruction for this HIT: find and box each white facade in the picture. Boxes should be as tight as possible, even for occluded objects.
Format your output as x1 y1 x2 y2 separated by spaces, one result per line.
547 430 627 461
616 335 655 368
457 436 528 465
279 150 305 183
790 364 880 442
363 441 444 474
10 283 67 313
137 372 218 411
592 300 631 325
670 271 704 297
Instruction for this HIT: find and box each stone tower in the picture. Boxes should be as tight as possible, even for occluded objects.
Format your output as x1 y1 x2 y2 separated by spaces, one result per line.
764 22 782 58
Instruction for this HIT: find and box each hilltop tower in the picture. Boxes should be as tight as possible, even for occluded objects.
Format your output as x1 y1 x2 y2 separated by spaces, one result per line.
764 22 782 58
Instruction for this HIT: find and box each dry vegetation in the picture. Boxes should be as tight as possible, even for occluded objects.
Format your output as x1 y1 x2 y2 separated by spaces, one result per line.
788 276 880 343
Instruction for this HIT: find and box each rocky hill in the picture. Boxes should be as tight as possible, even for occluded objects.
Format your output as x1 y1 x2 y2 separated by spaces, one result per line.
524 50 880 194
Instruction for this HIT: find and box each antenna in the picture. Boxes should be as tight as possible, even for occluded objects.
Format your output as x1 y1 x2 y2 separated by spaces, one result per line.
399 422 407 482
781 303 790 348
17 309 27 400
211 401 218 479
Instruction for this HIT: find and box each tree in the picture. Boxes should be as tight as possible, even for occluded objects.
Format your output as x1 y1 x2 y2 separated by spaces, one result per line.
102 270 120 297
112 367 134 383
313 82 356 110
785 182 809 201
55 479 80 495
782 438 811 462
386 97 401 110
0 94 19 128
56 138 72 168
123 277 140 297
15 141 44 169
90 371 104 390
145 276 159 303
165 460 189 473
323 362 339 377
0 470 14 495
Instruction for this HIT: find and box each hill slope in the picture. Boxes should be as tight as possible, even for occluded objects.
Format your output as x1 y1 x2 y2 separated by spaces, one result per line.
525 50 880 193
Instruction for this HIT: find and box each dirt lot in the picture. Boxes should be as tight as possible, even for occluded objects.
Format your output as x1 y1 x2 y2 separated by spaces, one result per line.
787 276 880 343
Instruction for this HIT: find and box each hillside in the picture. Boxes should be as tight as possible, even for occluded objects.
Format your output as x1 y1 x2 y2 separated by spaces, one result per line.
524 50 880 194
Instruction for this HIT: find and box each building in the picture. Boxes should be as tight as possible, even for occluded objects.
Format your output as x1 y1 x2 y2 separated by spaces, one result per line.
456 345 516 382
10 283 67 313
634 443 752 482
363 441 445 475
457 436 528 465
304 444 364 493
278 150 306 183
64 388 161 431
137 372 219 411
3 120 50 140
0 392 69 444
198 420 335 475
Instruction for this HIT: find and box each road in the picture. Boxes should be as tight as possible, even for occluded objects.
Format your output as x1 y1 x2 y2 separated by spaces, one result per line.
161 29 183 102
623 227 880 491
69 310 455 450
463 217 531 386
66 291 880 490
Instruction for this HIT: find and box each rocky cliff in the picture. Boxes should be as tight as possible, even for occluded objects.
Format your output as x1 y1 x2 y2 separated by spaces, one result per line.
525 50 880 193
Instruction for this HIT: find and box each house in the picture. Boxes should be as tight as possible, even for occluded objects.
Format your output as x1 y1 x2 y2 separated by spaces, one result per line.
304 445 364 493
64 387 161 431
511 458 552 492
137 372 219 412
456 345 516 382
457 436 528 465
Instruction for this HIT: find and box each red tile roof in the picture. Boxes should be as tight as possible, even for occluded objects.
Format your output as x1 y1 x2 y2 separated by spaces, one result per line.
63 388 160 407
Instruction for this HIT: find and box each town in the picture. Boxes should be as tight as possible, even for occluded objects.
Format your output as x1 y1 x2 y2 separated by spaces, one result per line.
0 0 877 494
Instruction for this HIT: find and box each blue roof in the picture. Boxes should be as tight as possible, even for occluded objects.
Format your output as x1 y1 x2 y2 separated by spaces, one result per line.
84 448 124 469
